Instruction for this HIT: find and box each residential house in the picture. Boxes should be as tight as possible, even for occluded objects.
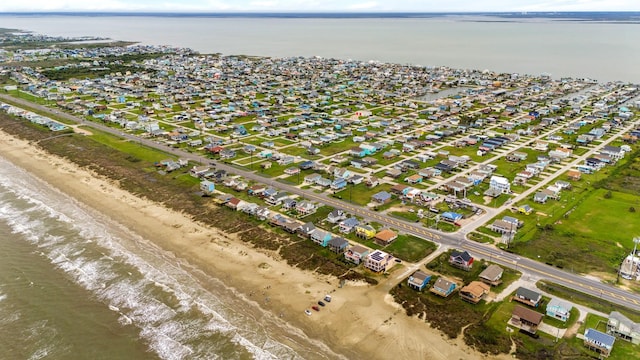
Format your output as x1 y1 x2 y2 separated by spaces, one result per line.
449 250 474 271
326 209 346 224
365 176 379 188
371 191 392 204
355 224 376 239
430 277 457 297
533 191 549 204
511 306 544 334
513 287 542 307
328 237 349 254
200 180 216 195
282 220 302 234
584 328 615 357
297 222 316 238
226 197 244 211
607 311 640 344
331 178 348 191
407 270 432 291
374 229 398 245
304 173 322 185
248 184 266 197
345 245 370 264
479 264 503 286
546 298 573 322
489 219 517 235
310 229 333 247
295 201 317 216
459 281 490 304
364 250 393 272
339 217 360 233
441 211 463 224
489 175 511 194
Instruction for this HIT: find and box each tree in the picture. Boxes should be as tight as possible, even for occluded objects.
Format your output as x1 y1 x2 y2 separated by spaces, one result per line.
630 206 636 213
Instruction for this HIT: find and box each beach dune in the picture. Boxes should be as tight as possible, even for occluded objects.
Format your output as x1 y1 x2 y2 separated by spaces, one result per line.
0 131 504 360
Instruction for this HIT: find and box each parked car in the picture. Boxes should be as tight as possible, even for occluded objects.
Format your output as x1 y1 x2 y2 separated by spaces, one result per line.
318 301 325 307
324 295 332 302
312 306 320 312
304 309 312 316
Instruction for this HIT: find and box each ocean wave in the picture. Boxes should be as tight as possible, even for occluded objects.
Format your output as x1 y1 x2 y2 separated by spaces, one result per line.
0 159 303 360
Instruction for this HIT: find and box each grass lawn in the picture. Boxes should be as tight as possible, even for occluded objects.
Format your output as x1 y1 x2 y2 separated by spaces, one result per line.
568 313 640 360
507 186 640 274
537 281 640 323
384 234 437 263
88 129 174 163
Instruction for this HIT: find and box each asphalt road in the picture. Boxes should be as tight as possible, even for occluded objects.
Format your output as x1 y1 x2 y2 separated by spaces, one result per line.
3 93 640 312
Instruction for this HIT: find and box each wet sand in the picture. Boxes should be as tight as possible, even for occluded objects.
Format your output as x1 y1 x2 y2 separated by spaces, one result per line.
0 131 506 360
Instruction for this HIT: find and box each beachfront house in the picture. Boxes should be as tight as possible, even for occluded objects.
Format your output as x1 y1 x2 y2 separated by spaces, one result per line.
310 229 333 247
200 180 216 195
345 245 370 265
459 281 490 304
430 277 456 297
584 328 615 357
407 270 432 291
364 250 393 273
510 306 543 335
328 237 349 254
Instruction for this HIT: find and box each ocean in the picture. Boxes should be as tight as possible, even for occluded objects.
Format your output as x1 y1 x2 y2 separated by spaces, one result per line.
0 156 335 360
0 13 639 82
0 12 639 360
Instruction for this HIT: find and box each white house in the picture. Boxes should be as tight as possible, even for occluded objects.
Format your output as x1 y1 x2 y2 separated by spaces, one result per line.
489 175 511 194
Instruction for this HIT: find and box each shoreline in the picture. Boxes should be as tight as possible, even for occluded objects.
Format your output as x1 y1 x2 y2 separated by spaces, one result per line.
0 131 501 359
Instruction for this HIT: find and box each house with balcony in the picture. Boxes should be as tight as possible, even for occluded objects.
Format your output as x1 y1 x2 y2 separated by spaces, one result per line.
584 328 615 357
430 277 457 297
546 298 573 322
328 237 349 254
345 245 370 264
459 281 490 304
489 175 511 194
407 270 432 291
449 250 474 271
355 224 376 239
339 217 360 233
310 229 332 247
478 264 503 286
607 311 640 344
511 306 543 334
364 250 393 273
513 287 542 307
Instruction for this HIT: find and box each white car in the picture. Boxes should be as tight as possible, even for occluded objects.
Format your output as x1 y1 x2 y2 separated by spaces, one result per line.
304 309 312 316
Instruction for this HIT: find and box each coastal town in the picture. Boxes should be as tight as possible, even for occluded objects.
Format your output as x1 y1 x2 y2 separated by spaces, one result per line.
2 29 640 359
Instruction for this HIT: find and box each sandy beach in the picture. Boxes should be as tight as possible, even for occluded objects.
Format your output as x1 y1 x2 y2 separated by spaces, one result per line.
0 131 506 360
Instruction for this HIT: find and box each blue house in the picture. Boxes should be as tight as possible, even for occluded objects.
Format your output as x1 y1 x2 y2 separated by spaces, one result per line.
331 178 347 190
371 191 392 204
430 277 457 297
441 212 463 223
408 270 432 291
200 180 216 195
310 229 333 247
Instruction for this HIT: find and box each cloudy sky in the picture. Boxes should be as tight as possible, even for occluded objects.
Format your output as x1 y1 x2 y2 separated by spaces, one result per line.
0 0 638 12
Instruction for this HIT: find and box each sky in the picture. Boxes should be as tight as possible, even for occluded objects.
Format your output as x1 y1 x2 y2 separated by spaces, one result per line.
0 0 639 12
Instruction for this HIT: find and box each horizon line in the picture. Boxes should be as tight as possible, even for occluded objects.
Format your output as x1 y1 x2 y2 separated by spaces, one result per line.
1 11 640 14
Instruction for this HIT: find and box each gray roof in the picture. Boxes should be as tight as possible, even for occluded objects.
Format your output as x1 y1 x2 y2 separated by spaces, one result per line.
608 311 640 332
585 328 615 347
546 297 572 311
479 264 503 281
515 287 541 301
